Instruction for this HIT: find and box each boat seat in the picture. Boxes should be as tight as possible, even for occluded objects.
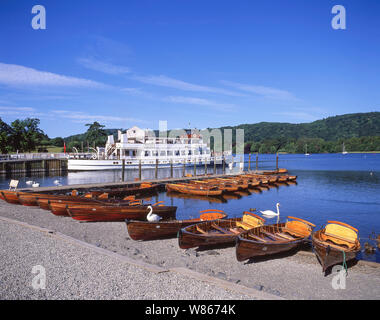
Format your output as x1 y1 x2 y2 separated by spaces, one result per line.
283 220 311 238
247 233 267 242
235 213 264 230
261 231 286 241
196 225 207 234
275 232 295 240
229 228 242 235
321 224 358 248
211 223 234 234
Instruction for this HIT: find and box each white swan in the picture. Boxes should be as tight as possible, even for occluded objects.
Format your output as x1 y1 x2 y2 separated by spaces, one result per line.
26 181 33 185
260 203 280 217
53 180 60 185
146 205 161 222
32 182 40 188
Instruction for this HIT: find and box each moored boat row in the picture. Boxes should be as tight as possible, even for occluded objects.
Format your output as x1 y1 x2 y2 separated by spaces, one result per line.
165 172 297 200
0 183 177 222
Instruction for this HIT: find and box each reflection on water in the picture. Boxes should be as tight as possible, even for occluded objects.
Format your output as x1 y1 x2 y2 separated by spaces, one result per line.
0 153 379 262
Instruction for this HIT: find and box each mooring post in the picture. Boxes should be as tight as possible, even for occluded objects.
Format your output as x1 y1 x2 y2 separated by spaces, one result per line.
222 155 225 174
155 159 158 179
276 152 279 171
170 159 173 178
213 156 216 175
256 152 258 172
248 153 251 172
204 159 207 175
139 160 142 180
122 159 125 181
194 158 196 176
182 159 186 177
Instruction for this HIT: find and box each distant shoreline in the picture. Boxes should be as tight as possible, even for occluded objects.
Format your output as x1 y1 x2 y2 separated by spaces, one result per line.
244 151 380 155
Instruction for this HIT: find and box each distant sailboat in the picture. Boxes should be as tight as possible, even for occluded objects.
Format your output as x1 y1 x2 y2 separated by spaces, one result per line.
342 142 348 155
305 144 310 156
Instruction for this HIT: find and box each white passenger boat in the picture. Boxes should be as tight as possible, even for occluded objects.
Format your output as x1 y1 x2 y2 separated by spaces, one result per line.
68 126 232 171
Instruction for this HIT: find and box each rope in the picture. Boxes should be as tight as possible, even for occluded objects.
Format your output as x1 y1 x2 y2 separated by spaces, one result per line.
342 250 348 276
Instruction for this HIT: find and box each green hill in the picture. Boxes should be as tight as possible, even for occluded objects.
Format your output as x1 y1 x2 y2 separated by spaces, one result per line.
219 112 380 142
62 112 380 153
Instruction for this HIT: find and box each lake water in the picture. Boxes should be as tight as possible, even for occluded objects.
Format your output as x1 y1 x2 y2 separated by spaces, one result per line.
1 153 379 262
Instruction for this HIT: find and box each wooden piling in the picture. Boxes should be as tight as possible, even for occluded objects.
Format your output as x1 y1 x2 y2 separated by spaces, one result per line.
256 153 258 172
155 159 158 179
276 153 279 171
170 159 173 178
122 159 125 181
248 153 251 171
138 160 142 180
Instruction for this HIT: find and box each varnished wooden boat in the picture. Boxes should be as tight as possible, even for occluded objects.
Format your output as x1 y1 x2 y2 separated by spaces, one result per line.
178 212 265 249
66 201 177 222
166 183 223 196
236 216 315 261
262 170 279 175
188 180 239 193
0 190 24 204
242 174 271 185
276 176 289 183
166 191 227 203
125 209 227 241
312 221 361 273
211 178 249 190
286 175 297 181
46 198 142 216
277 168 288 174
233 176 261 188
84 182 159 198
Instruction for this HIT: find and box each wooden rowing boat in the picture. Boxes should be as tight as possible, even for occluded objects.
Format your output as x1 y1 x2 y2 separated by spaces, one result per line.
312 221 361 273
243 174 272 184
188 180 239 193
178 212 265 249
66 201 177 222
84 182 159 198
235 216 315 261
125 209 227 241
46 198 142 216
0 190 24 204
166 191 227 203
210 178 249 190
166 183 223 196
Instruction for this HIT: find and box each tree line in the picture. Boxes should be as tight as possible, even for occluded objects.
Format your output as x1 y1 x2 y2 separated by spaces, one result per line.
0 117 108 154
243 136 380 154
1 112 380 154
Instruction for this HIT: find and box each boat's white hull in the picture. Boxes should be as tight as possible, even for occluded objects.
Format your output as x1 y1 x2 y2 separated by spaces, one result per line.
68 158 227 171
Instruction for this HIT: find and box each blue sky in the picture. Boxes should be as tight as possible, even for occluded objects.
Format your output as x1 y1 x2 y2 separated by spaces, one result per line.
0 0 379 137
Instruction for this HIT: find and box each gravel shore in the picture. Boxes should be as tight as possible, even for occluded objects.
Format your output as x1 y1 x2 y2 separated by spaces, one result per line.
0 200 379 300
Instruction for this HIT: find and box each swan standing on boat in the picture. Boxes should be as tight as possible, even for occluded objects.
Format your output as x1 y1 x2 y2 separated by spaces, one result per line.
146 205 161 222
260 203 280 217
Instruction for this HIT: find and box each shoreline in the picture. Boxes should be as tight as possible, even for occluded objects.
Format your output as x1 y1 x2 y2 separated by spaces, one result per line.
0 200 379 299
